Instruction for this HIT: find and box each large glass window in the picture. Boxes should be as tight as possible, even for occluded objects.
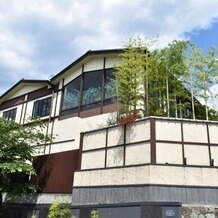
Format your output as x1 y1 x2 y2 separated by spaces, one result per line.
61 68 116 115
62 76 81 113
82 70 103 110
104 69 116 104
32 97 52 117
3 108 17 121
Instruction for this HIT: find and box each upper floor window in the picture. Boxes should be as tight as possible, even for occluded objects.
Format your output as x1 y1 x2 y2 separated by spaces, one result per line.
32 97 52 118
62 76 81 113
61 68 116 116
3 108 17 121
82 70 103 110
104 68 116 104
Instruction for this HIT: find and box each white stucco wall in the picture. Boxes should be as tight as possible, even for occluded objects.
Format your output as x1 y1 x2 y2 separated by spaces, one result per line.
183 123 208 143
81 150 105 169
156 142 183 164
107 126 124 146
209 124 218 144
126 120 150 143
74 165 218 187
211 146 218 166
106 146 124 167
105 57 117 68
9 84 46 99
156 120 181 141
125 142 150 165
84 58 104 71
184 144 210 165
63 67 82 85
83 129 106 151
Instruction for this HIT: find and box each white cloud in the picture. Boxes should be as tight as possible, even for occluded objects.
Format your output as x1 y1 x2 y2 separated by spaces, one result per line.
0 0 218 96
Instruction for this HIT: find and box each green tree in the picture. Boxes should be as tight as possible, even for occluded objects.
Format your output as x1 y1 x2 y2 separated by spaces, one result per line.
193 46 217 120
115 37 145 117
115 36 217 121
184 43 217 120
115 36 158 118
157 40 188 118
0 117 51 216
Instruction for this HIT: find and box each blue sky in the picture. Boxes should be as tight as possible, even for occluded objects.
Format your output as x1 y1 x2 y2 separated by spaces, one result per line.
0 0 218 96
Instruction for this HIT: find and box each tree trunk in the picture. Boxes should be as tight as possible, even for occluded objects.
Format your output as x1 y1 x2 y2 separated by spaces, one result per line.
191 89 196 120
166 76 170 117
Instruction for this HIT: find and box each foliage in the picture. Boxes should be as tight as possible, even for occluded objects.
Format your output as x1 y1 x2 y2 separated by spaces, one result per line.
189 45 217 120
90 209 99 218
156 40 188 117
115 37 149 117
47 201 72 218
0 117 51 216
115 36 217 121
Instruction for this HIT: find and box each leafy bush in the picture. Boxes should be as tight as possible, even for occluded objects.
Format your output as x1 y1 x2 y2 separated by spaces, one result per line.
47 201 71 218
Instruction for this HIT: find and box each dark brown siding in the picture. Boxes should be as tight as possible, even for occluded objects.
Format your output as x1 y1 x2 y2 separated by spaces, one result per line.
0 95 25 110
79 107 101 118
33 150 79 193
28 86 53 101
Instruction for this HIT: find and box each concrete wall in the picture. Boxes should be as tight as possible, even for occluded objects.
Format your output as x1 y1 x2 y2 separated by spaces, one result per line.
74 165 218 187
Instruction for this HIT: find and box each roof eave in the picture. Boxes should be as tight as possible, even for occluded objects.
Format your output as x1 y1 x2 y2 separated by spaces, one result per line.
50 48 123 84
0 79 51 104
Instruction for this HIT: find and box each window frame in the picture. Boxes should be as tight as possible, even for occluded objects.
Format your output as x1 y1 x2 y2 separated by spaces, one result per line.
3 108 17 121
61 68 116 116
32 97 52 118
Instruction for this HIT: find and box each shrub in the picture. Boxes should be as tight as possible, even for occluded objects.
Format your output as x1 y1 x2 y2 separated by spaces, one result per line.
47 201 71 218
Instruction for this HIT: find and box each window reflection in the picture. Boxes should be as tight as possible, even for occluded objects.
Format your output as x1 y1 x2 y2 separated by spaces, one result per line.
82 70 103 110
61 68 116 116
62 76 81 112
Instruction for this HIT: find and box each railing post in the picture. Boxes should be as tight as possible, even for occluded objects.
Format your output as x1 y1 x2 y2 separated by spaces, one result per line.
150 118 156 164
78 132 84 170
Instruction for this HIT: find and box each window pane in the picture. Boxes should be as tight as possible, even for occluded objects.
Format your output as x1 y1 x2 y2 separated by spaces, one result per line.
104 69 116 100
32 97 52 117
62 76 81 111
82 70 103 107
3 108 17 121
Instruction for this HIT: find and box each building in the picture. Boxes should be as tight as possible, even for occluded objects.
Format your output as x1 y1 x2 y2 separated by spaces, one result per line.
1 49 218 218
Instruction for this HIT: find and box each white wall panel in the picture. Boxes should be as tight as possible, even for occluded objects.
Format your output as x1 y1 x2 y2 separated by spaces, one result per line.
83 130 106 151
211 146 218 166
9 85 45 99
81 150 105 169
107 126 124 147
106 147 124 167
209 124 218 144
105 57 117 68
183 123 207 143
156 143 183 164
125 143 150 165
184 144 209 165
126 120 150 143
156 120 181 141
84 58 103 72
63 67 82 85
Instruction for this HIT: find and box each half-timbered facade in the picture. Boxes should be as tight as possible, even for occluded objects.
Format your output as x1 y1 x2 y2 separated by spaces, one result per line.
1 49 218 218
